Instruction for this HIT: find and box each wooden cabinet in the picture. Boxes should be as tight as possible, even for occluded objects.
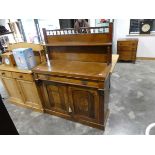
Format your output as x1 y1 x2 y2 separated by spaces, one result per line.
16 79 42 109
1 77 23 104
44 82 100 122
43 81 69 115
35 74 110 130
0 65 43 112
117 39 138 63
68 86 98 122
32 25 113 130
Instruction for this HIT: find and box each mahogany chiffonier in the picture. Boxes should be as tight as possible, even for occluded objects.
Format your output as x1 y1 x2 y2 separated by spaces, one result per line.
117 38 138 63
32 24 113 130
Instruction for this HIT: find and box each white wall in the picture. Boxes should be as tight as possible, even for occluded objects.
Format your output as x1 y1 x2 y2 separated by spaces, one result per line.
113 19 155 57
0 19 6 26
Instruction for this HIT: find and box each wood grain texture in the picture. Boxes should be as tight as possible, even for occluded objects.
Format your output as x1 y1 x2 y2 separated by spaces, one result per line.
0 70 12 78
48 46 111 63
7 42 44 51
44 81 69 114
46 34 112 44
0 64 43 112
32 24 113 129
117 39 138 63
0 77 23 104
33 60 111 81
68 86 99 122
36 73 102 88
12 72 33 81
0 64 32 74
16 80 43 109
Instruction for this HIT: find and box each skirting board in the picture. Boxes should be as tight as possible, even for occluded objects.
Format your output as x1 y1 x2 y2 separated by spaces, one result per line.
137 57 155 60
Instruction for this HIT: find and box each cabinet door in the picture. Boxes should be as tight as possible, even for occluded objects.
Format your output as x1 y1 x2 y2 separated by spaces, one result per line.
16 80 42 109
68 86 99 122
1 77 23 104
43 81 69 114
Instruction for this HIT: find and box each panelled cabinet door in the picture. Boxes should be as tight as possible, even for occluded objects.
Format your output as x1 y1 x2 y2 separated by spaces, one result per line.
43 81 69 114
16 80 42 109
1 77 24 104
68 86 99 122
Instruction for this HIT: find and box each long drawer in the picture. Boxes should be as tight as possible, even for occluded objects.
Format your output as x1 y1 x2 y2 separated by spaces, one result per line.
0 70 12 78
36 74 102 88
117 46 137 51
117 41 137 46
12 72 33 81
119 52 136 60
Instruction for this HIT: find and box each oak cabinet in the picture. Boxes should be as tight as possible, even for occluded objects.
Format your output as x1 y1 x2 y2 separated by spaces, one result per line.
1 76 23 104
0 65 43 112
16 79 42 109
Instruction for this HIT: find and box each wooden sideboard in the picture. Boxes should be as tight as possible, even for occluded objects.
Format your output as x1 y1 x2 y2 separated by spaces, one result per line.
0 65 43 112
32 24 113 130
0 43 46 112
117 38 138 63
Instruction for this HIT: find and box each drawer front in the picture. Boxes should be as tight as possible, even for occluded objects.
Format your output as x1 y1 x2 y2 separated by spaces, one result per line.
0 70 12 78
12 72 33 81
119 52 136 60
117 46 137 51
118 41 137 47
37 74 101 88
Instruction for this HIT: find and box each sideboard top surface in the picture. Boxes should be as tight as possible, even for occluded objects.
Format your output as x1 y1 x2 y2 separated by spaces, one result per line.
0 64 32 74
33 60 111 81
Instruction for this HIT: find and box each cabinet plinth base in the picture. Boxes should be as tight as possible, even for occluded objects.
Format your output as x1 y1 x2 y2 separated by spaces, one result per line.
6 98 44 113
44 108 110 130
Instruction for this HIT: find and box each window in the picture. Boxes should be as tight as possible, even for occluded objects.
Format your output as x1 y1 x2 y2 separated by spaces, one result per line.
21 19 39 43
129 19 155 34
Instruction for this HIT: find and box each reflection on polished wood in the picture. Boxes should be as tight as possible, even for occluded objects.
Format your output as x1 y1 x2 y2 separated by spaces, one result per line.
33 60 111 81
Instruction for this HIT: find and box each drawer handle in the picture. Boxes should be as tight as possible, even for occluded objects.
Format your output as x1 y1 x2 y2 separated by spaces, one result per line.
19 75 23 78
81 80 88 85
2 72 5 75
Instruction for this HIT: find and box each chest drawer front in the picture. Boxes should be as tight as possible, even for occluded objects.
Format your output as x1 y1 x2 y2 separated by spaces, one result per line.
12 72 33 81
37 74 100 88
0 70 12 78
117 46 137 51
118 41 137 47
119 51 136 60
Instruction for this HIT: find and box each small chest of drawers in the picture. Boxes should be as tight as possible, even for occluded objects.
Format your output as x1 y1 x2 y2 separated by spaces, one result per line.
117 39 138 63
